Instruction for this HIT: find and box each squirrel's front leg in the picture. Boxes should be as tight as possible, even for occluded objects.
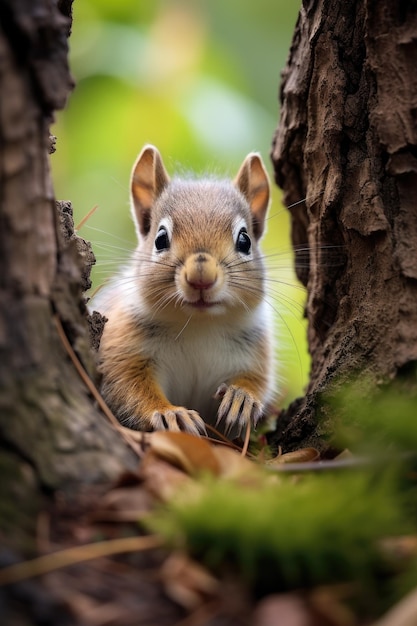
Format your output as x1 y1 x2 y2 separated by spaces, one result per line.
101 355 207 436
215 375 266 435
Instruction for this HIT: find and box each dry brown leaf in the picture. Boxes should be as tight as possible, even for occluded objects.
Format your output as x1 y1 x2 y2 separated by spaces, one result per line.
140 451 195 501
253 593 313 626
379 535 417 562
90 486 155 522
149 431 221 476
309 584 357 626
141 432 266 502
211 445 259 480
160 552 218 610
267 448 320 466
334 449 354 460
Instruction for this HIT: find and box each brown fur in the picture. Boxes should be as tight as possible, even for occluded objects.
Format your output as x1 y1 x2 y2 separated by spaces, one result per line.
95 146 275 437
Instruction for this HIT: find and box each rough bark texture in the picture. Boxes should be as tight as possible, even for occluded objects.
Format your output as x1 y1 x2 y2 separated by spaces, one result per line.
271 0 417 450
0 0 136 524
2 1 417 622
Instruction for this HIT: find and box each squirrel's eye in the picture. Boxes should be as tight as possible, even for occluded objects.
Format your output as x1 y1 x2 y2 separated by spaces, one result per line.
236 228 251 255
155 226 170 251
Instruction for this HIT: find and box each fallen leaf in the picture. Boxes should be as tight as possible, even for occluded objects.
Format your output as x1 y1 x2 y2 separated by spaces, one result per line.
90 486 155 522
253 593 314 626
267 448 320 466
309 584 357 626
160 552 218 610
211 445 259 480
334 449 353 460
140 452 194 501
379 535 417 562
149 431 221 476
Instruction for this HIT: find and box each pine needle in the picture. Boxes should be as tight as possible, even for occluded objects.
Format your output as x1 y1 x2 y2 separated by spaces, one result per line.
75 204 99 231
241 421 251 457
53 314 142 457
0 535 162 586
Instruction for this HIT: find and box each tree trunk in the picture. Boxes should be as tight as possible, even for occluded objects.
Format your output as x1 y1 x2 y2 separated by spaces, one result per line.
2 0 417 622
271 0 417 450
0 0 136 548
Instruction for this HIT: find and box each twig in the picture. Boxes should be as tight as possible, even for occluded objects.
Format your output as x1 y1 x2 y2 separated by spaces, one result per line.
53 314 142 457
0 535 162 586
204 436 242 453
76 205 98 231
241 421 251 457
205 423 233 445
205 424 255 457
268 450 416 473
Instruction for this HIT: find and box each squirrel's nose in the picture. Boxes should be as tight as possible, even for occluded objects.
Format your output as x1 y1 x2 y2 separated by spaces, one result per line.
184 253 217 290
186 277 216 290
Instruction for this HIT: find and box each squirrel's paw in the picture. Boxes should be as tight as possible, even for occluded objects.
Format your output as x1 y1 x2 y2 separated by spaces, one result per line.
215 383 263 435
149 407 207 436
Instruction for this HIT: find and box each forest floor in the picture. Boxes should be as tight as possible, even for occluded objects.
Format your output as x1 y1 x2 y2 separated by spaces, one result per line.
2 427 417 626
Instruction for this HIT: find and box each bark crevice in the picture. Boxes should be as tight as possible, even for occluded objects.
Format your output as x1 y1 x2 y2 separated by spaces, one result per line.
271 0 417 450
0 0 136 502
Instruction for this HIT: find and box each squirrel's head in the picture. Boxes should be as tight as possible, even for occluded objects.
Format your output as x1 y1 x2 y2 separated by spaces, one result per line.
129 145 270 318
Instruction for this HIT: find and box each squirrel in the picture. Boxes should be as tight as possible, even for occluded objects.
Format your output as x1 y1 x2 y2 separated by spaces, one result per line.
94 145 275 438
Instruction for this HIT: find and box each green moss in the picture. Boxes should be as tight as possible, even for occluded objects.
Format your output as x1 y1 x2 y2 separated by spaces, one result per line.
148 470 409 596
328 382 417 455
146 381 417 613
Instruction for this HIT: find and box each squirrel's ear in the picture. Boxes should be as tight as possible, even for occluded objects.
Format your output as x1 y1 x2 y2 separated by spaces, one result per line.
130 145 170 237
234 153 270 240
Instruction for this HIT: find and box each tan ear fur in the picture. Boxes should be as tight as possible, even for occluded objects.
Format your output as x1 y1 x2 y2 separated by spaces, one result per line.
131 145 170 237
234 153 270 239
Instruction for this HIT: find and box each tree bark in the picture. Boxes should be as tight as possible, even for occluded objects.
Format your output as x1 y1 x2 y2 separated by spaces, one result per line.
271 0 417 450
2 0 417 622
0 0 136 542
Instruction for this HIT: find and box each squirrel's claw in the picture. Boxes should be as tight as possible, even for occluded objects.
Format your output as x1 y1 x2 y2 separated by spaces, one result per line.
215 383 263 434
150 408 207 436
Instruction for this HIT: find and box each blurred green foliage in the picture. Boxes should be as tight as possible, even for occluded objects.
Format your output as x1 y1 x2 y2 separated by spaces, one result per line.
148 383 417 609
329 380 417 455
149 471 410 602
52 0 309 403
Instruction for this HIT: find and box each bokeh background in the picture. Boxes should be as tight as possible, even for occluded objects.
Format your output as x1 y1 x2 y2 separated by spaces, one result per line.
52 0 309 405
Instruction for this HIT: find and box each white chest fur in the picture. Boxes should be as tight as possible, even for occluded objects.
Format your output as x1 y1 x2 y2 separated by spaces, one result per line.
139 305 270 425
